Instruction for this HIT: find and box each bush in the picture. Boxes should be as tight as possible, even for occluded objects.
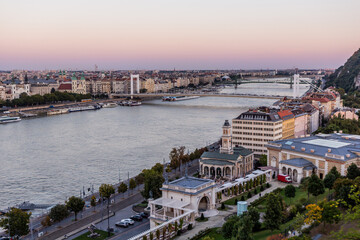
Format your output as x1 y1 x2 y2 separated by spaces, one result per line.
200 213 205 220
188 223 192 230
247 192 252 198
221 202 225 210
260 185 264 191
266 182 270 188
234 198 238 205
300 198 307 206
254 188 258 194
241 195 245 201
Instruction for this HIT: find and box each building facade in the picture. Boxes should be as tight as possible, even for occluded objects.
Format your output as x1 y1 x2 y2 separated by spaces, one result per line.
232 110 283 156
267 133 360 183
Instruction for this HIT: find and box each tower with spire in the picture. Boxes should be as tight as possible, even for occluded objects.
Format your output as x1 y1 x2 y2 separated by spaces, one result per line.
220 120 233 154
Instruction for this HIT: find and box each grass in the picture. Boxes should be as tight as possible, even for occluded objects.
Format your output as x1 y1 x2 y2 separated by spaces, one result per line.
217 206 229 211
200 228 225 240
253 217 297 240
223 185 267 205
196 217 209 222
280 187 334 206
73 230 113 240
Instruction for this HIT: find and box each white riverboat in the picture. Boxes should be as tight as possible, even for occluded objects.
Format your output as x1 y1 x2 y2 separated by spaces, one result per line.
0 116 22 124
103 102 118 108
162 96 200 102
68 105 100 112
47 108 69 116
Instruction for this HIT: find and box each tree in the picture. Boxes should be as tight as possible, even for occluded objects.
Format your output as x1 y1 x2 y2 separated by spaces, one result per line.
247 207 261 232
292 212 305 234
264 193 282 231
304 204 323 225
118 182 128 194
66 196 84 221
0 208 31 237
259 154 267 166
90 195 96 211
333 178 354 206
156 229 160 240
323 173 336 191
347 163 360 179
307 174 325 201
99 184 115 236
329 166 341 179
284 185 296 204
141 169 164 199
234 214 254 240
222 215 239 239
300 177 310 201
129 178 137 193
321 200 341 228
49 204 69 222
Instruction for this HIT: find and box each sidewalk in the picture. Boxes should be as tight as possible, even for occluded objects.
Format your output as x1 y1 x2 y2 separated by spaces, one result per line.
177 181 286 240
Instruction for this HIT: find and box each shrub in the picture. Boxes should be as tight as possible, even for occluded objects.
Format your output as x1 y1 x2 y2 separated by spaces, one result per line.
260 185 264 191
188 223 192 230
266 182 270 188
247 192 252 198
200 213 205 220
221 202 225 210
234 198 238 205
300 197 307 205
241 195 245 201
254 188 258 194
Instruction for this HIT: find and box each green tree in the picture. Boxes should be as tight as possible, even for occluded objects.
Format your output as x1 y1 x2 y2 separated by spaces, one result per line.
49 204 69 222
118 182 128 194
321 200 341 228
259 154 267 166
141 169 164 199
333 178 354 206
66 196 85 221
323 173 336 192
0 208 31 237
347 163 360 179
156 229 160 240
300 176 311 202
264 193 282 231
329 166 341 179
307 174 325 201
129 178 137 193
222 215 240 239
99 183 115 236
247 207 261 232
90 195 97 212
284 185 296 204
234 214 254 240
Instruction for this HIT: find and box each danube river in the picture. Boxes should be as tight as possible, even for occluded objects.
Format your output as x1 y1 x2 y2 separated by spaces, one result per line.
0 83 308 210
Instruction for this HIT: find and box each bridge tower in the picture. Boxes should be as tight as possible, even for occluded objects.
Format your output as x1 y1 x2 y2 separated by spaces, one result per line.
293 74 300 98
130 74 140 97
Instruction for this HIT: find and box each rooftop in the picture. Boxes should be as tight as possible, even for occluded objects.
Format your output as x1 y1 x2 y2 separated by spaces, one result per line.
280 158 316 168
168 176 213 189
201 151 240 161
267 133 360 162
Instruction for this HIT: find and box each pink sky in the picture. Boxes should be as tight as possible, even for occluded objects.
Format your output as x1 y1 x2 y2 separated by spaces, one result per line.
1 0 359 70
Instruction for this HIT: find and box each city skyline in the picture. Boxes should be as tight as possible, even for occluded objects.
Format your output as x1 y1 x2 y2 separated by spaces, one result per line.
1 0 360 70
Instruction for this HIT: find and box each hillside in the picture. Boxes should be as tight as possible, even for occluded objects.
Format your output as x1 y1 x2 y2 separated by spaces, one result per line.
325 48 360 92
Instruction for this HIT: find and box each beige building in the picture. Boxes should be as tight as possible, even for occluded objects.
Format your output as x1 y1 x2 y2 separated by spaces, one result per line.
267 133 360 183
0 86 6 101
232 110 283 156
71 76 87 94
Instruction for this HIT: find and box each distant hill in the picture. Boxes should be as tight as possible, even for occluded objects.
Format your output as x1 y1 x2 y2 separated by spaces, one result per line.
325 48 360 92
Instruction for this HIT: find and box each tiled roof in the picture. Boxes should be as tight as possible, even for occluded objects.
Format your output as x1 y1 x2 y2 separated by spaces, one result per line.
168 176 213 188
201 151 240 161
199 159 235 166
58 83 72 90
280 158 316 168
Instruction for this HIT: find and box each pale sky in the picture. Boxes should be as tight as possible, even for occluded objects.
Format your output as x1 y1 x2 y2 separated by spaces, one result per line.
1 0 359 70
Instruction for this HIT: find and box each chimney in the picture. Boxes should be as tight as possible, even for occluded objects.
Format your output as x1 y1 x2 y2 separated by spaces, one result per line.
301 147 305 151
291 146 295 149
346 154 350 158
310 149 315 153
328 149 331 153
339 130 343 133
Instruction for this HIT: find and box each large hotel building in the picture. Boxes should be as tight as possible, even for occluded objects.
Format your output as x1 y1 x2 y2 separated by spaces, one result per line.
232 110 283 156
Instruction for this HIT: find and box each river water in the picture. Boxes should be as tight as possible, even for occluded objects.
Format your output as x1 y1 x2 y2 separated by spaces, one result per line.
0 83 308 210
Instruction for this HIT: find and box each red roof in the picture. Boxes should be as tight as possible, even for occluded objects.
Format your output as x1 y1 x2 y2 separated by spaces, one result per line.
277 110 295 120
58 83 72 90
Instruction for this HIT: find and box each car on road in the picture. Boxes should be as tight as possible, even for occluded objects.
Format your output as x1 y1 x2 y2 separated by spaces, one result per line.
130 214 143 221
139 212 149 218
115 221 129 228
121 219 135 225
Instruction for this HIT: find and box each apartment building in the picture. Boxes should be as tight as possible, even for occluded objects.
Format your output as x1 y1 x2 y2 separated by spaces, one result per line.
277 110 295 139
232 110 283 156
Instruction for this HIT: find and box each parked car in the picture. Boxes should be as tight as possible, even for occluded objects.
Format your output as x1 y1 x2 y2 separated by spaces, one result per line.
115 221 129 228
130 214 143 221
121 219 135 225
140 212 149 218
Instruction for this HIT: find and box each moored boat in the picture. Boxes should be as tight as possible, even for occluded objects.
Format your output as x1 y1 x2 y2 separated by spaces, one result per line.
162 96 200 101
103 102 118 108
0 116 22 124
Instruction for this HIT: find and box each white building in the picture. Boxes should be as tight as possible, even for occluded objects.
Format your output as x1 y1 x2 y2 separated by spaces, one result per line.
149 176 216 228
